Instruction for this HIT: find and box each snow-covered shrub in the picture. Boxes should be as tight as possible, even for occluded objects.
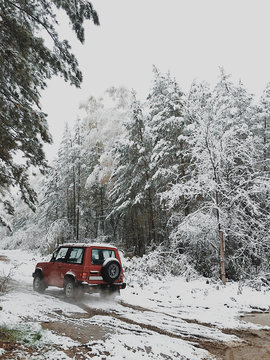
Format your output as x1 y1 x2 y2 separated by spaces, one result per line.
0 274 10 294
0 225 46 251
0 265 17 294
169 212 220 278
42 219 72 255
123 244 198 288
243 272 270 291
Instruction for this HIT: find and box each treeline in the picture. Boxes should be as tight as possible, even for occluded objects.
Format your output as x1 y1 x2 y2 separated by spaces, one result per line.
9 67 270 281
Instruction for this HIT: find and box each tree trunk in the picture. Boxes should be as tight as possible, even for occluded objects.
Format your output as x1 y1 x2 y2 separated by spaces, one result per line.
216 191 226 285
180 140 189 216
137 120 156 245
99 187 105 235
76 160 81 241
206 128 226 285
219 228 226 285
72 164 76 240
263 117 268 172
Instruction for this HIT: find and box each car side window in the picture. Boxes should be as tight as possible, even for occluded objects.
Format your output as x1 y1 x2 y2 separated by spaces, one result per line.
54 247 69 262
66 247 84 264
91 249 116 265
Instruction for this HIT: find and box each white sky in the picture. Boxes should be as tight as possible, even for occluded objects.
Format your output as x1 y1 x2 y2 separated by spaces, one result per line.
41 0 270 162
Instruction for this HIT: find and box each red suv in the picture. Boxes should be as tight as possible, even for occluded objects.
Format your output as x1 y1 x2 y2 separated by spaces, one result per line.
32 244 126 299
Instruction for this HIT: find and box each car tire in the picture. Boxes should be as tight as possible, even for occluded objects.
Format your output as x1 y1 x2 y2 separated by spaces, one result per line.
33 274 46 293
101 259 121 283
64 278 76 299
64 279 83 300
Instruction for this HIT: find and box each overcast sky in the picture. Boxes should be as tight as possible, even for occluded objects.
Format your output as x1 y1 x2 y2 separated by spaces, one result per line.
42 0 270 162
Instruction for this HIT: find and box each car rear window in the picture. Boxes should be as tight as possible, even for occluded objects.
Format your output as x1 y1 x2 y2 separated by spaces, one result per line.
91 248 116 265
66 247 85 264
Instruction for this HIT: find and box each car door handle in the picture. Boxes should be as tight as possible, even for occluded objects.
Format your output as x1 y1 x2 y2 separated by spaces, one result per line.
57 265 62 268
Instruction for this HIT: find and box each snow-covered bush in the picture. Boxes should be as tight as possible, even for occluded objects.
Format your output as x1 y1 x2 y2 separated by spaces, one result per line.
168 212 220 278
0 274 10 294
240 272 270 292
123 244 198 288
42 219 72 255
0 225 46 251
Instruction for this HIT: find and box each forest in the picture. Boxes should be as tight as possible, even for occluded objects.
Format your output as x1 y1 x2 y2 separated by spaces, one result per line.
1 67 270 283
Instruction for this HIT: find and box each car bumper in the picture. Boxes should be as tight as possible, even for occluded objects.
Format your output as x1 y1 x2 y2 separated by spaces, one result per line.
82 282 126 292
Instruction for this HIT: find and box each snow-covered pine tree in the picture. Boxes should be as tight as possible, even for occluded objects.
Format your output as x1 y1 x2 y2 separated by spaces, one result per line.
39 123 75 244
81 89 129 240
0 0 99 223
109 92 155 254
146 67 190 247
72 119 82 240
258 83 270 173
161 80 213 273
147 67 187 192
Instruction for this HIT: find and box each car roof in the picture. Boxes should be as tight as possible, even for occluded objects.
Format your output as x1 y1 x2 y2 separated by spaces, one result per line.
59 243 117 249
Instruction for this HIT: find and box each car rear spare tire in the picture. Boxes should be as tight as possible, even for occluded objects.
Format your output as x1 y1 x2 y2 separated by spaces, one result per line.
101 259 121 283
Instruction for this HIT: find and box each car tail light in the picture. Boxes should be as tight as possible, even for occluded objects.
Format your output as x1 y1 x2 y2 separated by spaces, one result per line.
81 272 88 279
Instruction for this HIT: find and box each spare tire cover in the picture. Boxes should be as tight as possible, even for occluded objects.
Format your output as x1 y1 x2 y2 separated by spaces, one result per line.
101 258 121 283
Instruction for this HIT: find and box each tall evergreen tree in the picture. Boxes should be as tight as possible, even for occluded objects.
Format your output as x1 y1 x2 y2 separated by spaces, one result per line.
0 0 99 224
258 83 270 173
109 93 155 254
147 67 187 193
146 67 189 245
81 90 129 240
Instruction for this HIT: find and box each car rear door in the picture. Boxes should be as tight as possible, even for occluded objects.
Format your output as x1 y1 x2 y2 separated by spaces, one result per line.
90 248 116 282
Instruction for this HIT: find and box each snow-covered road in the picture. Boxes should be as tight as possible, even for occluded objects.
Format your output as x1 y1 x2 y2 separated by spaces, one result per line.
0 249 270 359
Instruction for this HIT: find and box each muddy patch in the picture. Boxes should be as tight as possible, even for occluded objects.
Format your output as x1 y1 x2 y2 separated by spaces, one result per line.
0 256 9 263
41 320 113 343
240 312 270 327
199 328 270 360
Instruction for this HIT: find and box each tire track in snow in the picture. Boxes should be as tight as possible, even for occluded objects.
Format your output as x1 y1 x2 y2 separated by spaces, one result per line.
77 299 238 347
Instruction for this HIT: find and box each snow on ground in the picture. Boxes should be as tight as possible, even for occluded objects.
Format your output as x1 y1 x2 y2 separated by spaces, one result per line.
0 249 270 359
0 249 49 285
120 276 270 330
87 332 211 360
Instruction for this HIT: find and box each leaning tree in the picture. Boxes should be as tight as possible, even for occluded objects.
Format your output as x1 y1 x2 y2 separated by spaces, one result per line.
0 0 99 227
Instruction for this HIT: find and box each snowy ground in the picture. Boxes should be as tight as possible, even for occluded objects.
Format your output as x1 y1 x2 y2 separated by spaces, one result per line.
0 249 270 359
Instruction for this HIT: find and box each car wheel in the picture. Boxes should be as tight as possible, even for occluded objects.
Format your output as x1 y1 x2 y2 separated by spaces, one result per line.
64 279 83 300
33 274 46 293
64 278 75 299
101 259 121 283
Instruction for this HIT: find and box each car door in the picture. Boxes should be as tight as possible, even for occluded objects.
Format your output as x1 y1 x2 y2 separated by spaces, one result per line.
46 247 69 287
90 248 116 282
64 247 85 281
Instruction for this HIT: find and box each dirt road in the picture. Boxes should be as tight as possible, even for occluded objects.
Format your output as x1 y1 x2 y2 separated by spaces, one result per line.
0 252 270 359
1 287 270 359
